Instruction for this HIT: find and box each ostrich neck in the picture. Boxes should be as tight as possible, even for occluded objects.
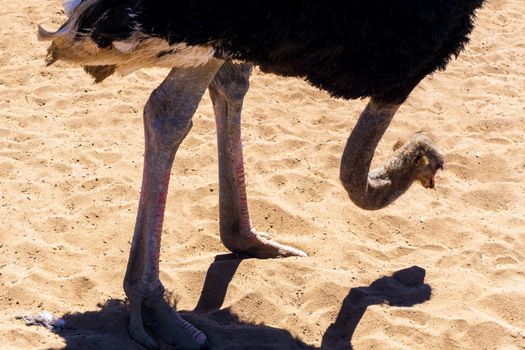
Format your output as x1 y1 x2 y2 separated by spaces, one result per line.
340 99 415 210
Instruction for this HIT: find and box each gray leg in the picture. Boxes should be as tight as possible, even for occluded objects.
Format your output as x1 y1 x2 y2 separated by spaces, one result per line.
124 61 222 350
209 62 307 258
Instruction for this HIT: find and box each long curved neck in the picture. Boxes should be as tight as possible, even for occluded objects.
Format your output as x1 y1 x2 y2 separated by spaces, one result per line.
340 99 416 210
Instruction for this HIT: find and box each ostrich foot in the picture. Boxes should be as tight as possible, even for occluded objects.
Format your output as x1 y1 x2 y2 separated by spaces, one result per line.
128 294 208 350
225 228 307 259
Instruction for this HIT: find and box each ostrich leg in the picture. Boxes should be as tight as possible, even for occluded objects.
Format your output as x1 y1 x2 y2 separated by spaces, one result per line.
124 61 222 350
340 98 443 210
209 62 307 258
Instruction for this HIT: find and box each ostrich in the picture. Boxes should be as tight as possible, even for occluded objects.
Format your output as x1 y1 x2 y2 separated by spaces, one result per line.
38 0 484 349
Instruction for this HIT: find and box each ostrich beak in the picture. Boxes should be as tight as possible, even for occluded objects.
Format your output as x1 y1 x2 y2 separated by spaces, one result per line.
420 176 435 189
420 162 443 189
428 176 435 189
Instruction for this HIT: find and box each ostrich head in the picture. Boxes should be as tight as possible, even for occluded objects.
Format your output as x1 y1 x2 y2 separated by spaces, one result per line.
394 133 444 189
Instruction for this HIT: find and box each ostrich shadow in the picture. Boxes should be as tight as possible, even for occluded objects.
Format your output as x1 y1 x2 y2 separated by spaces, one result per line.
54 258 431 350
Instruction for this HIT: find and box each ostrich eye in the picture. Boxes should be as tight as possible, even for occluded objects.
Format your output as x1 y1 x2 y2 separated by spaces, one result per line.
415 154 422 162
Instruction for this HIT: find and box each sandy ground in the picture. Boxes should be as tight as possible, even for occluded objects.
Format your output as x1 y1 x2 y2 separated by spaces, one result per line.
1 0 524 349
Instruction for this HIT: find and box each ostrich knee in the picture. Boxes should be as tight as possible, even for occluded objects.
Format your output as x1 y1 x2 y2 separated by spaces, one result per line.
210 63 252 102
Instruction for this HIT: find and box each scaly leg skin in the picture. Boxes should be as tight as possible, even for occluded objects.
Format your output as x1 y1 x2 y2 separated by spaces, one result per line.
124 61 222 350
209 62 307 258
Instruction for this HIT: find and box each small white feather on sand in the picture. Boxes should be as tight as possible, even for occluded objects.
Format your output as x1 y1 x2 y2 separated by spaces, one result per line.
16 311 65 332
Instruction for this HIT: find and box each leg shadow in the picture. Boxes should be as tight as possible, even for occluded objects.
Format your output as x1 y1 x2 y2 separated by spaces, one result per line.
49 265 430 350
194 254 243 312
185 265 431 349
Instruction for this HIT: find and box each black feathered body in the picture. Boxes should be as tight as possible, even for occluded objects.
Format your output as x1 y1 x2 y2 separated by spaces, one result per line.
43 0 485 103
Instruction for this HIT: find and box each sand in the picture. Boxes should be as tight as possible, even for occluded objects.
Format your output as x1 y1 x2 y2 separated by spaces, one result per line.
1 0 524 349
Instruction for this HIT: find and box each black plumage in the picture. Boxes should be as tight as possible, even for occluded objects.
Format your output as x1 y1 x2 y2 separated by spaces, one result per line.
71 0 484 103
